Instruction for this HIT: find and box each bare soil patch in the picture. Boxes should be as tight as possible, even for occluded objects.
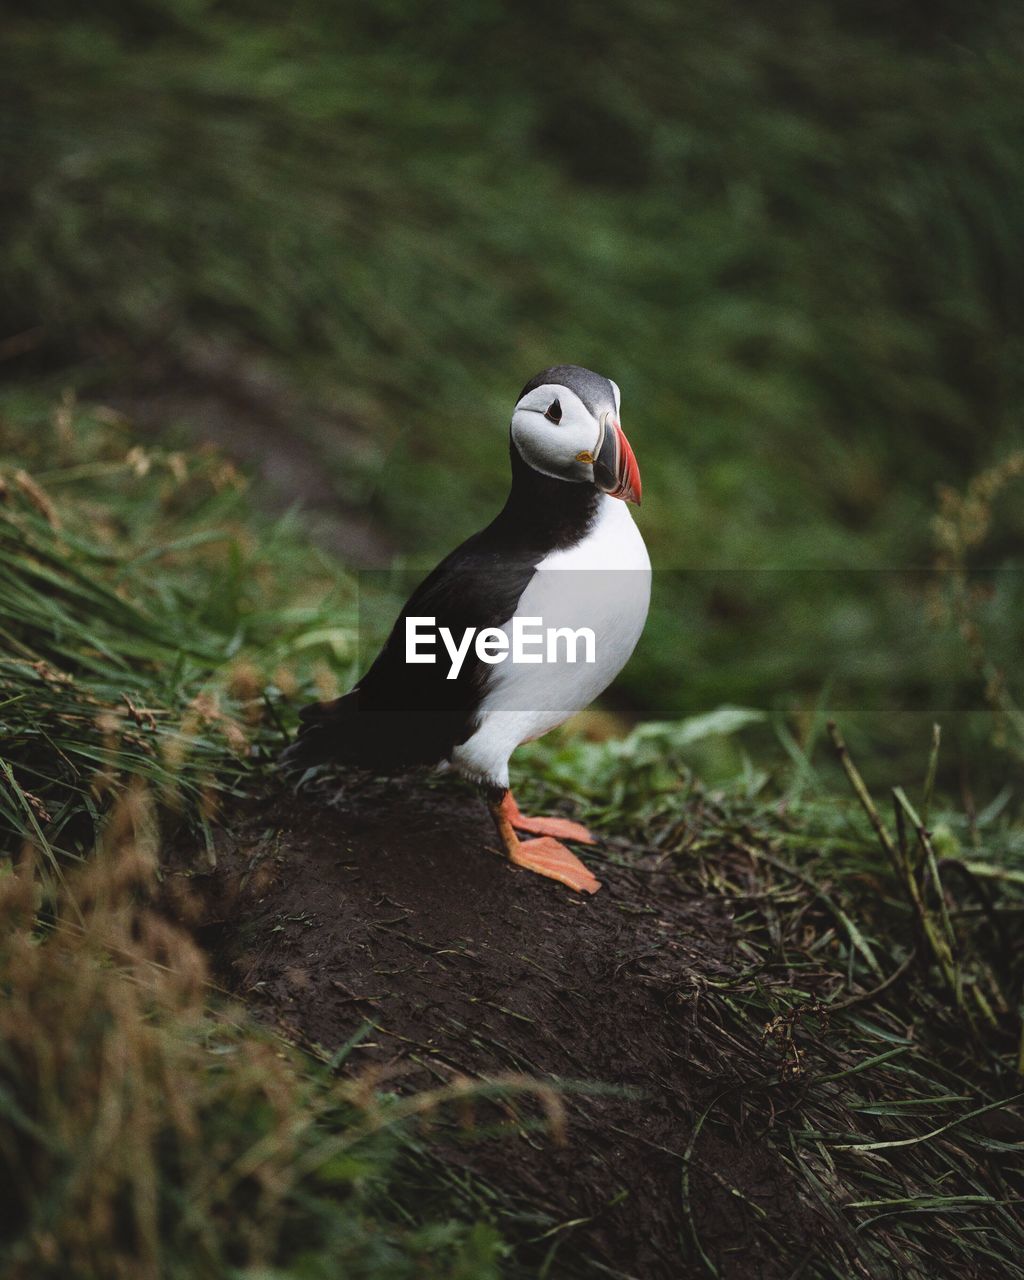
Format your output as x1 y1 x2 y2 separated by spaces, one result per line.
198 776 828 1279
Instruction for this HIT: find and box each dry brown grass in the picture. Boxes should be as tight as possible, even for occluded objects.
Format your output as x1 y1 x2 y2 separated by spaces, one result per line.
934 449 1024 761
0 788 305 1278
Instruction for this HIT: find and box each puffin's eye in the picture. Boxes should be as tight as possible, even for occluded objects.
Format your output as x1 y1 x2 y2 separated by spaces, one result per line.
544 399 562 424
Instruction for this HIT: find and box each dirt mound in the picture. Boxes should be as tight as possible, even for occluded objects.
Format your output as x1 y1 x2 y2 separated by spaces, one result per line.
203 777 827 1278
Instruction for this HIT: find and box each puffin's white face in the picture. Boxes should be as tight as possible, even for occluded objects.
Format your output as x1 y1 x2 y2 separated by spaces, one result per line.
510 378 641 503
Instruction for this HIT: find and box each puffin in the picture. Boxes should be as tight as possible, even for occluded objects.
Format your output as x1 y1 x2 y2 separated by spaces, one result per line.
281 365 650 894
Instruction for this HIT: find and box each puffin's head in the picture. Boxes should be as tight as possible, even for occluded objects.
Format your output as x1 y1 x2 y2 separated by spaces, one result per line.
510 364 642 504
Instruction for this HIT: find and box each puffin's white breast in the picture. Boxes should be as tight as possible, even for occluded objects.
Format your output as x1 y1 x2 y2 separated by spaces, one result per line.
450 496 651 787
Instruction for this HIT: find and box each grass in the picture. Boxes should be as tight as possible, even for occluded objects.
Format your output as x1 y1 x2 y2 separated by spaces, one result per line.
518 714 1024 1277
0 392 566 1279
2 390 1022 1276
0 388 358 863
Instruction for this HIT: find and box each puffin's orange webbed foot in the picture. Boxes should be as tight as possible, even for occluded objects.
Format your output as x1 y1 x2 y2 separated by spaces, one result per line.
489 792 601 894
509 836 601 895
501 791 595 844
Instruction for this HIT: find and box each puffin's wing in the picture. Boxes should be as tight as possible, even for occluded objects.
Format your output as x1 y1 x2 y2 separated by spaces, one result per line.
282 533 536 771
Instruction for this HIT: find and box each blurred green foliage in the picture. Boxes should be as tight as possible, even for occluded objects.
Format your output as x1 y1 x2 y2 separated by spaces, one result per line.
3 1 1024 767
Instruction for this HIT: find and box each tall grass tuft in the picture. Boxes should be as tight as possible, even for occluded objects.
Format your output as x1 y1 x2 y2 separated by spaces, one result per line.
933 448 1024 762
0 391 356 862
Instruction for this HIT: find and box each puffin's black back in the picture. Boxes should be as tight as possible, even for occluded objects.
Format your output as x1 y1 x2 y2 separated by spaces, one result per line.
281 447 601 772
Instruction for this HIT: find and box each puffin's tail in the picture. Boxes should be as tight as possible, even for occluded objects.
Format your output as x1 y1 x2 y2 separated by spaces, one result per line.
278 693 362 773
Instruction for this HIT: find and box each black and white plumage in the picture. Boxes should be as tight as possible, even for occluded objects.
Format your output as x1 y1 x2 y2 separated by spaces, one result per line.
281 365 650 893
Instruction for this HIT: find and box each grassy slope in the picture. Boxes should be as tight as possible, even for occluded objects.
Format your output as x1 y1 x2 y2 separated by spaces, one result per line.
3 4 1024 1271
522 723 1024 1278
0 389 357 860
0 398 523 1277
2 396 1022 1277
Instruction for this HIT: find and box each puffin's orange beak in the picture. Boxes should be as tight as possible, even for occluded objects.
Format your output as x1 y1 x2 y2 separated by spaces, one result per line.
593 416 642 505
